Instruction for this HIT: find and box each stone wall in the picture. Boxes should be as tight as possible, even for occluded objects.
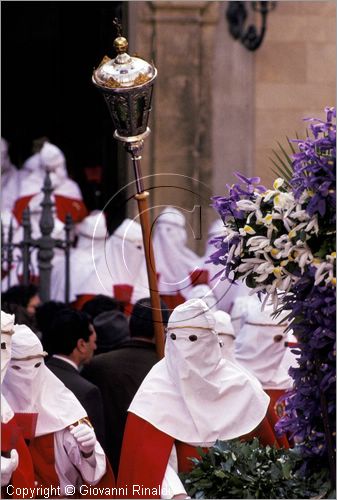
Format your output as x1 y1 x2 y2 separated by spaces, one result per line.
254 1 336 187
128 1 219 254
128 1 336 253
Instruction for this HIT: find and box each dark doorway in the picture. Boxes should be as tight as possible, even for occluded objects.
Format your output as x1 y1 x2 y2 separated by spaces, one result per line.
2 1 128 231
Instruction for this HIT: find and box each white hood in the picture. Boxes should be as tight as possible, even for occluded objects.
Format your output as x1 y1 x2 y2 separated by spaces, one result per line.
153 207 200 297
2 324 87 436
234 295 298 389
82 218 149 303
129 299 269 445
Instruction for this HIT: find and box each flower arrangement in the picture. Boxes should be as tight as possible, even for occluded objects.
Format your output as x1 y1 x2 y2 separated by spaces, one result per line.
209 107 336 482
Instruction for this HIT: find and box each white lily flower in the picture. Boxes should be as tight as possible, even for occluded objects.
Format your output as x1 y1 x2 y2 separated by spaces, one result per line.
273 266 283 277
267 223 278 240
236 200 258 212
237 261 255 273
273 192 295 210
328 252 336 261
277 243 294 259
241 257 269 264
298 190 311 204
291 209 311 222
274 234 289 247
261 213 274 225
292 244 314 272
273 178 285 189
314 262 328 285
314 253 336 285
305 216 319 234
255 273 270 283
278 275 292 291
223 229 240 243
255 261 274 274
263 190 277 202
234 244 242 257
227 240 242 263
246 235 271 252
237 195 264 222
239 225 256 236
270 247 282 258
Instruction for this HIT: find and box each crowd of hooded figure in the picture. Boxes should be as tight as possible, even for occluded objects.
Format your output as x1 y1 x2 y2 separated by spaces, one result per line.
1 138 299 499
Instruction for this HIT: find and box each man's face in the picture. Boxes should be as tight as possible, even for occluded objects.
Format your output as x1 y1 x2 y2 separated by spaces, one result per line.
82 325 97 364
27 294 41 317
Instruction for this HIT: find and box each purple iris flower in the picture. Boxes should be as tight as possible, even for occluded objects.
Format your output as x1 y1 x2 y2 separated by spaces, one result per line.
210 107 336 478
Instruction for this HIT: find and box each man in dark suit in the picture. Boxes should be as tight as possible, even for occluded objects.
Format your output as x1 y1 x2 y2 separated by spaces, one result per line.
83 297 170 476
45 309 106 450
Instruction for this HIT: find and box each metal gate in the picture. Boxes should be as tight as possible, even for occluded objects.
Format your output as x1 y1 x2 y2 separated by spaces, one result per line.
1 171 73 303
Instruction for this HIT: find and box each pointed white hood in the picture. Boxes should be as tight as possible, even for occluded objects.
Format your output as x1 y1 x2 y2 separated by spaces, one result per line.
153 207 200 297
129 299 269 445
82 218 149 303
2 324 87 436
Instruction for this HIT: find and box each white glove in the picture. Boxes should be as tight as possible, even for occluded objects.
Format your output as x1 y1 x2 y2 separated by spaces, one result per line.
1 449 19 486
70 423 96 456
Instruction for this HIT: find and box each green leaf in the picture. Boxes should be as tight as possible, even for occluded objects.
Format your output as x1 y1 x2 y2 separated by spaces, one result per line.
214 470 226 479
277 141 294 167
269 136 299 183
286 136 296 154
271 154 292 180
182 438 333 499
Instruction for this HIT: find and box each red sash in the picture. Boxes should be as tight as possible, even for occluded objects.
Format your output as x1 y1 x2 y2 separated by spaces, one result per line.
159 294 185 311
264 389 290 448
118 412 282 499
13 195 35 224
1 417 35 498
29 434 60 494
54 195 88 224
73 294 97 310
29 433 115 498
113 285 133 316
13 194 88 225
117 413 204 499
189 269 209 286
240 415 279 447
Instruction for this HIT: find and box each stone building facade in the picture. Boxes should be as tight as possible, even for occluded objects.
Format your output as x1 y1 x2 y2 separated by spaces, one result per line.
127 1 336 254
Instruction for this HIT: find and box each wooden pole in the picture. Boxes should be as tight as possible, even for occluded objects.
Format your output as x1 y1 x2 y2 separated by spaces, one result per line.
126 140 165 359
135 192 165 359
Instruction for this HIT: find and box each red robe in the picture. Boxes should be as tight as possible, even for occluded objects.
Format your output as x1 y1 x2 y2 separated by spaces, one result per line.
13 194 88 225
29 433 115 498
117 412 279 499
265 389 290 448
159 293 185 311
1 417 35 499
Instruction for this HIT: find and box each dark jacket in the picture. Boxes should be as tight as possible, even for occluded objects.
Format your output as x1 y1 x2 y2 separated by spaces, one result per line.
82 339 158 476
46 356 106 450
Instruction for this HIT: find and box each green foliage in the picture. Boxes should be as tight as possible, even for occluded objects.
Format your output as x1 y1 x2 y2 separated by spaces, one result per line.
269 137 296 185
180 439 333 499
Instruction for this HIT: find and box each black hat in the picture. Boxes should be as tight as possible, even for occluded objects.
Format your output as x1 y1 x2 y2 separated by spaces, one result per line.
93 310 130 354
129 297 170 339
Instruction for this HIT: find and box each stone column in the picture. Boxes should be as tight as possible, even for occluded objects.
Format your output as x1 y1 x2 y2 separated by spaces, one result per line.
212 1 255 195
128 1 219 254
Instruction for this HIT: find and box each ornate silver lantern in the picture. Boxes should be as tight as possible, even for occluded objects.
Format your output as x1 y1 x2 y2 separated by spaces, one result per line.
92 35 156 141
92 28 164 358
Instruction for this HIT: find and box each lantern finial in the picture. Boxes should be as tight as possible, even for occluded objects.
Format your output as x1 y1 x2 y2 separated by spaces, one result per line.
92 27 157 139
112 18 128 54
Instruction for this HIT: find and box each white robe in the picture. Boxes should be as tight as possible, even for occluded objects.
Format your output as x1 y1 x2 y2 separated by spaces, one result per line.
1 165 20 213
54 428 106 496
